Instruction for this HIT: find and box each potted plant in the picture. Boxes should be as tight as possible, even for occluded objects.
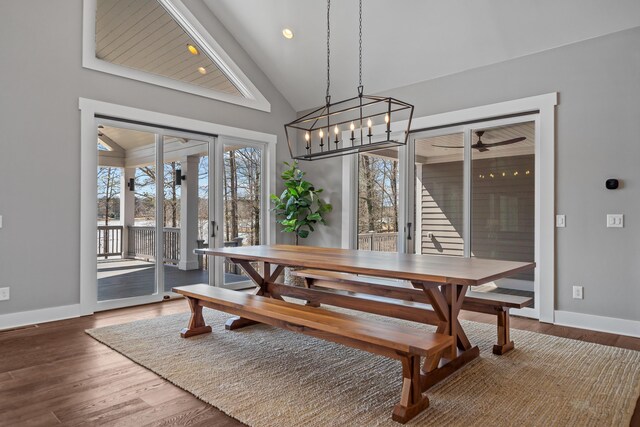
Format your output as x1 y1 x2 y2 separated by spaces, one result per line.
271 161 333 285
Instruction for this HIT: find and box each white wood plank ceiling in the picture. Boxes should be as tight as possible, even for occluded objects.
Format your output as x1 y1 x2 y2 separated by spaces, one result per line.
95 0 241 96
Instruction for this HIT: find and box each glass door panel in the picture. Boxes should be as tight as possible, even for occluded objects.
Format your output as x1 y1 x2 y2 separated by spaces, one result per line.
470 122 535 292
97 125 157 301
162 136 210 292
222 144 263 288
357 148 400 252
413 132 465 256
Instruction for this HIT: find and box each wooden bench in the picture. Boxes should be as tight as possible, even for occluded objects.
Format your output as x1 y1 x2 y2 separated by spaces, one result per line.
173 284 454 423
291 269 533 355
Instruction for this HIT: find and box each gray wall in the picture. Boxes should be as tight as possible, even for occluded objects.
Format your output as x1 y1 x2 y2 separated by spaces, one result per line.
303 26 640 322
0 0 295 315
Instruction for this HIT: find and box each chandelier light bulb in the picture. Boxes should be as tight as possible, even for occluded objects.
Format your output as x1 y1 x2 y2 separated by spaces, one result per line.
319 129 324 138
305 132 310 141
367 118 372 128
384 113 390 123
350 122 355 131
334 125 339 135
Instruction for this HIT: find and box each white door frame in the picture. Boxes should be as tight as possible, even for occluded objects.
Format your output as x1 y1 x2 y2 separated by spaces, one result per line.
79 98 277 315
342 93 557 323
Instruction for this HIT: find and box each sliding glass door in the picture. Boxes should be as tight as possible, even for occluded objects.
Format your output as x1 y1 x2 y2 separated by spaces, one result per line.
412 130 466 256
95 119 215 310
469 122 535 290
97 125 159 302
162 135 211 293
220 141 265 289
403 115 538 317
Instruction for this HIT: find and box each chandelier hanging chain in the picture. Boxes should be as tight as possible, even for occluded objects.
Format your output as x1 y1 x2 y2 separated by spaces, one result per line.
325 0 331 105
358 0 363 93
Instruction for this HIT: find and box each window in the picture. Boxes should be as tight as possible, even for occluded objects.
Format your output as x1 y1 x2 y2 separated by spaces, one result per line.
82 0 270 111
95 0 242 96
357 149 400 252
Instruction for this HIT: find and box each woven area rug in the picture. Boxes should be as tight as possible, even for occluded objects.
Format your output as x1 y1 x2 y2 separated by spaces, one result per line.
86 309 640 427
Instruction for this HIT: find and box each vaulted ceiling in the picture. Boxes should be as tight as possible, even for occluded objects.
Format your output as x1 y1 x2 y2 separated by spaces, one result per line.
203 0 640 112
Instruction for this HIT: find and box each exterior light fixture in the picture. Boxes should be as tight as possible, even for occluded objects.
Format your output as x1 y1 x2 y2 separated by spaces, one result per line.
284 0 413 161
175 169 186 186
197 66 207 75
127 178 135 192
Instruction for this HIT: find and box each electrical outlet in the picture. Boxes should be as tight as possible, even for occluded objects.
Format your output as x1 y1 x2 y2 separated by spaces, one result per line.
606 214 623 228
556 215 566 228
0 287 9 301
572 286 583 300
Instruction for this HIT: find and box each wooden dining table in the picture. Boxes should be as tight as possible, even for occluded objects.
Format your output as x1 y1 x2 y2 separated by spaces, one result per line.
195 244 535 388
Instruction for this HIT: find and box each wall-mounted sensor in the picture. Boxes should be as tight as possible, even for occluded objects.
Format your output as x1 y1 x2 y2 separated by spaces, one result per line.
605 179 619 190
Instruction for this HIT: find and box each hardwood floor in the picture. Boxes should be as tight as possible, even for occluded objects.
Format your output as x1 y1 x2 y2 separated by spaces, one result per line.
0 299 638 426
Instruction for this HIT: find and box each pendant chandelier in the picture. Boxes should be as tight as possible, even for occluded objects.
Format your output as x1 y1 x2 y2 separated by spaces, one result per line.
285 0 414 161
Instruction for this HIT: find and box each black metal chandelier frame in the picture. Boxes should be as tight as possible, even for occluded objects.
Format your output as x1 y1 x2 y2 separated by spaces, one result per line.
285 0 414 161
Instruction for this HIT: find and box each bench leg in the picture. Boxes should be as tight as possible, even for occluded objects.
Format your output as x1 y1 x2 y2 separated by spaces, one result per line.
304 279 321 307
180 297 212 338
225 316 259 330
493 308 515 355
392 355 429 424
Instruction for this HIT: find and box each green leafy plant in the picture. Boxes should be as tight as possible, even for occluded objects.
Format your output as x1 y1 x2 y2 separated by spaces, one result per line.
271 161 333 244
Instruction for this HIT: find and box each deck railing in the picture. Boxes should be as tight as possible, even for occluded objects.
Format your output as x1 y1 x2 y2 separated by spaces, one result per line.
196 237 244 273
357 231 398 252
97 225 123 258
127 226 180 264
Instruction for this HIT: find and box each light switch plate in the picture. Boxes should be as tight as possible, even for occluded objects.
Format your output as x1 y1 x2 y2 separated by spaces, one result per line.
0 287 9 301
556 215 566 228
0 215 3 228
607 214 623 228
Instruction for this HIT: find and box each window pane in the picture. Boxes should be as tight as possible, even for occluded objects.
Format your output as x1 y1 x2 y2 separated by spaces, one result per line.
97 125 157 301
162 137 209 292
471 122 535 282
415 132 465 256
223 145 262 286
357 149 399 252
95 0 242 96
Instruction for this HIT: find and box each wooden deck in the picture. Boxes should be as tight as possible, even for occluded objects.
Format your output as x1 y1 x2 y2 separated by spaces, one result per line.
97 260 248 301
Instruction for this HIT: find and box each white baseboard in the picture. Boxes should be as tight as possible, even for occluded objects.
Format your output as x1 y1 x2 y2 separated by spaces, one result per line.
554 310 640 338
0 304 81 331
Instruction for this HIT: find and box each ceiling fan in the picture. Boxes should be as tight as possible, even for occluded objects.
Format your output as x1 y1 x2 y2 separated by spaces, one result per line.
433 130 526 152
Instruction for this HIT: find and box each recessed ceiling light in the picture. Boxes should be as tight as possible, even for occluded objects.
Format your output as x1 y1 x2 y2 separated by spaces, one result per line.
198 67 207 75
282 28 294 39
187 44 199 55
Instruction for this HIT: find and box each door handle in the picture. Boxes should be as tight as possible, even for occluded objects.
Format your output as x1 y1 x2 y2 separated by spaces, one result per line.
407 223 412 240
211 220 218 238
